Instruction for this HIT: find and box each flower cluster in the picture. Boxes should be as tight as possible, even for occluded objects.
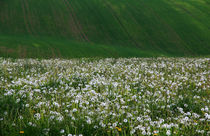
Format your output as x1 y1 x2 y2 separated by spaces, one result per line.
0 57 209 136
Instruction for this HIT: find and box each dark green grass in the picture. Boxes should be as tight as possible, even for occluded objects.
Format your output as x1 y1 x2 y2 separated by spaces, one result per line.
0 0 209 58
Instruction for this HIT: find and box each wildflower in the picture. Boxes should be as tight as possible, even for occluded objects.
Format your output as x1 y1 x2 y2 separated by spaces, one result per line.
25 104 29 107
28 122 32 126
19 116 23 120
123 119 128 123
130 129 136 134
57 116 64 122
113 123 117 127
142 130 147 135
19 131 24 134
137 117 141 122
60 129 65 134
16 99 20 103
72 108 77 112
87 118 92 124
166 130 171 135
34 113 41 120
116 127 122 132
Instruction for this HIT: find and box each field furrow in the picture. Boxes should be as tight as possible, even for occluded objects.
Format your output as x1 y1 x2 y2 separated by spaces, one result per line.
104 1 139 48
21 0 32 35
62 0 88 42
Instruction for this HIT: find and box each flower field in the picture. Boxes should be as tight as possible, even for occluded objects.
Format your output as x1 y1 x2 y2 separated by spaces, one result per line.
0 58 209 136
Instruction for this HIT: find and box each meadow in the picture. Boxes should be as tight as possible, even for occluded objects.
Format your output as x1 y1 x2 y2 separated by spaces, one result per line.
0 57 209 136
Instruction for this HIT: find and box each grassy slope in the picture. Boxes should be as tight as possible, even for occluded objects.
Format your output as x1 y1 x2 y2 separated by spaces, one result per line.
0 0 209 58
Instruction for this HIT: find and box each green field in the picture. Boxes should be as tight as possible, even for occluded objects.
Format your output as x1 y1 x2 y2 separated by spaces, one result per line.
0 0 210 58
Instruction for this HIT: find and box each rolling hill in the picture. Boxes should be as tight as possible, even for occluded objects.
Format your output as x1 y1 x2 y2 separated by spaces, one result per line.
0 0 209 58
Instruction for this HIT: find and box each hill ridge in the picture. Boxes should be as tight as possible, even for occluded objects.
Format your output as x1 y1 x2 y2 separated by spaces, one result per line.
0 0 209 58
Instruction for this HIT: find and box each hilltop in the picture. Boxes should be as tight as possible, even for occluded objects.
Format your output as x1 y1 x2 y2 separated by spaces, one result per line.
0 0 209 58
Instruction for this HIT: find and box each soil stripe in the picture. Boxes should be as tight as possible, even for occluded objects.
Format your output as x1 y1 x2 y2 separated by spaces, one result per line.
68 1 90 42
125 2 165 52
50 0 67 37
24 0 37 35
64 0 89 42
104 1 139 48
62 0 84 41
139 1 193 55
21 0 32 34
82 0 112 44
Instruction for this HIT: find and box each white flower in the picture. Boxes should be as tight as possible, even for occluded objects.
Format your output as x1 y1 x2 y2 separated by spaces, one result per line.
25 104 29 107
72 108 77 112
142 130 146 135
123 119 128 123
19 116 23 120
184 104 188 107
34 113 41 120
137 117 141 122
112 123 117 127
28 122 32 126
166 130 171 135
57 116 64 122
130 129 135 134
60 129 65 134
87 119 92 124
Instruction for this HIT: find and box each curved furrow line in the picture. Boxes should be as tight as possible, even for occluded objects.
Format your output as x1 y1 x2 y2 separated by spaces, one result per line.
104 1 139 48
139 1 191 54
159 20 193 54
81 0 112 44
0 3 8 27
21 0 32 35
51 9 64 37
62 0 84 41
122 1 147 48
190 0 210 16
0 4 4 24
65 0 90 42
125 2 165 52
0 9 5 24
50 0 66 37
170 1 210 30
23 0 36 35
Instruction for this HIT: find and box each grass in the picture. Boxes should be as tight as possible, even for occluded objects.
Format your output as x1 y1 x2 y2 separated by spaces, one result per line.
0 58 209 136
0 35 162 58
0 0 209 58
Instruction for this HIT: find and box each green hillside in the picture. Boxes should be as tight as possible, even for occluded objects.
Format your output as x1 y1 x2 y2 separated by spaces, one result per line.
0 0 209 58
